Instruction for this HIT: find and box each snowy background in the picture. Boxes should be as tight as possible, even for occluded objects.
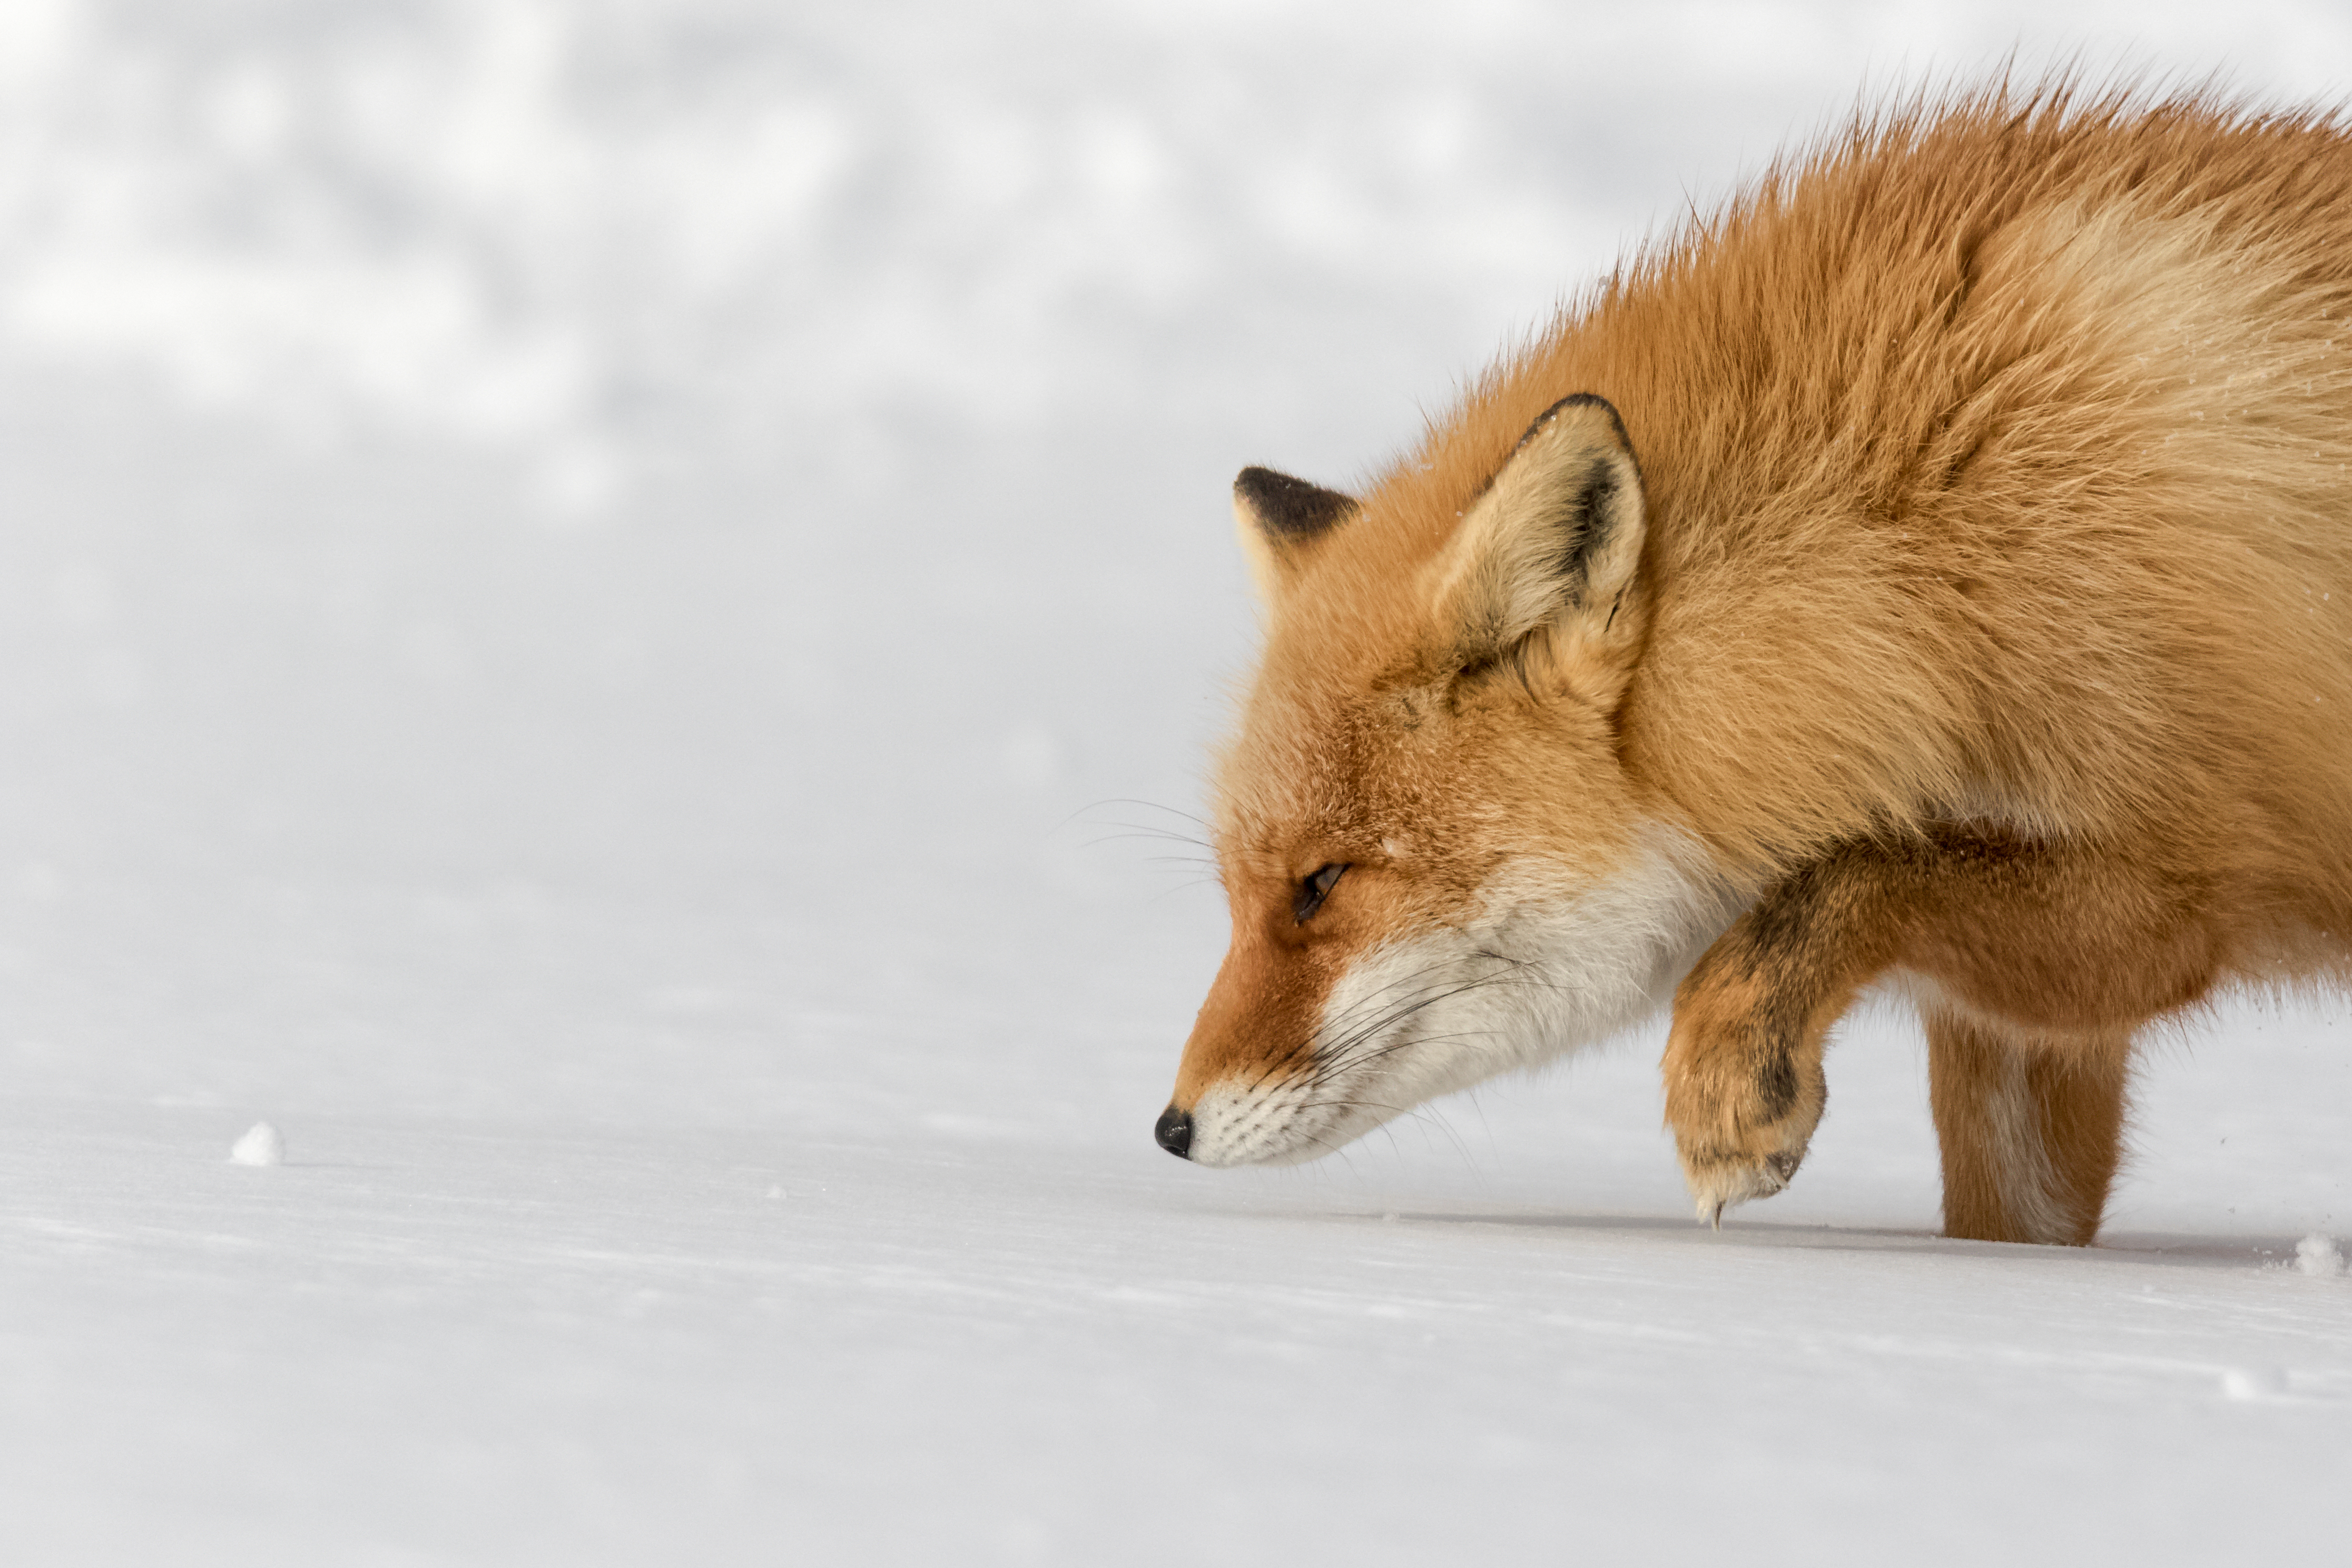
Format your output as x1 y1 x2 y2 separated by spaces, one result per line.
1 2 2347 1562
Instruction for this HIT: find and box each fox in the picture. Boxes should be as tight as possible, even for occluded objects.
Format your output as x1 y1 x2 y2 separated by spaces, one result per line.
1152 83 2352 1247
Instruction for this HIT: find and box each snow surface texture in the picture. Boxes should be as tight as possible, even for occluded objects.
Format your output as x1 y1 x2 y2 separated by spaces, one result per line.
1 3 2349 1564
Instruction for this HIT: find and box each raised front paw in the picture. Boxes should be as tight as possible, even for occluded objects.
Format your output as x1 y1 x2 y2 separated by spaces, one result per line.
1662 962 1828 1228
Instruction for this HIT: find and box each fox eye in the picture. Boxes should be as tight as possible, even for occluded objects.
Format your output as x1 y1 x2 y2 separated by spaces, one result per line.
1293 863 1348 923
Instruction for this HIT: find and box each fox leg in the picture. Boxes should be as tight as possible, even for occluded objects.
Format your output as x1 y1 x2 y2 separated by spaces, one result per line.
1662 829 2214 1237
1925 1012 2130 1246
1662 844 1903 1226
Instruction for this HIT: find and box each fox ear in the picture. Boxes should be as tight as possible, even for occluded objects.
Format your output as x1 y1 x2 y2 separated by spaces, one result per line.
1233 466 1358 603
1431 393 1647 708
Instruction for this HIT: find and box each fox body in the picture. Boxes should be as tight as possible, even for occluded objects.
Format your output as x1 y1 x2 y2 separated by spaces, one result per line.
1155 88 2352 1245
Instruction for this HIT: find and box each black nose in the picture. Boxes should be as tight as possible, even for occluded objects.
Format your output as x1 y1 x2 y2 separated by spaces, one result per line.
1154 1104 1193 1159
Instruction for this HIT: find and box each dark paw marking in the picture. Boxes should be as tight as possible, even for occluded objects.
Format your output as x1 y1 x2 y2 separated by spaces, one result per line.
1754 1051 1799 1120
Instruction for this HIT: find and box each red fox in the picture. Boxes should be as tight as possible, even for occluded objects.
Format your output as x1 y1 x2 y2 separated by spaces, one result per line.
1153 85 2352 1246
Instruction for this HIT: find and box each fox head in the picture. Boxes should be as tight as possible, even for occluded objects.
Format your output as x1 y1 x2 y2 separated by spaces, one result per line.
1157 395 1732 1167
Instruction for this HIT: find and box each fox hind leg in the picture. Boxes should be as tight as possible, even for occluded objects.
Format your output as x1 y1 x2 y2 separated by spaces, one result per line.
1925 1010 2130 1247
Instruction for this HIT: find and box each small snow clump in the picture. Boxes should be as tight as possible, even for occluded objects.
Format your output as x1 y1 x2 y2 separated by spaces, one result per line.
229 1122 284 1167
2221 1366 2289 1401
2295 1234 2346 1277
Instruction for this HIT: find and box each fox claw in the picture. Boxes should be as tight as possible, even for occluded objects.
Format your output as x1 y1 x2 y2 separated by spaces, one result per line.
1681 1143 1802 1230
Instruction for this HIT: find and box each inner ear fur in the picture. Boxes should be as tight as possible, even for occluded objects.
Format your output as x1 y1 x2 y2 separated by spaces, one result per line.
1431 393 1647 706
1233 466 1358 603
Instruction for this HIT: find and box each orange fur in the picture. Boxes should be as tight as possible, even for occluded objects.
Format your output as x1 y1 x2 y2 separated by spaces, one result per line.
1159 83 2352 1243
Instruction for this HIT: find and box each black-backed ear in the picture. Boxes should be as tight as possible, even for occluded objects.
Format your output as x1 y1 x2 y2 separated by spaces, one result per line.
1233 467 1359 603
1429 393 1647 709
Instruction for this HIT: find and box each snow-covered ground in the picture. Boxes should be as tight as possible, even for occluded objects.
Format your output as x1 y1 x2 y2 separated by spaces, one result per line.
1 4 2347 1563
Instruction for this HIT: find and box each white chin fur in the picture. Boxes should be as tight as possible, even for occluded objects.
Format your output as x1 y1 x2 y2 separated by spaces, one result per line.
1186 824 1734 1169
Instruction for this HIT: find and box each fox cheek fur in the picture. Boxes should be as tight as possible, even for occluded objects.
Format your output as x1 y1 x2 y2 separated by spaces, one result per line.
1158 85 2352 1247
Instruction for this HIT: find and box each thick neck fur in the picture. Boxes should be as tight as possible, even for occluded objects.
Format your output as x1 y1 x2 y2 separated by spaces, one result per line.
1295 84 2352 942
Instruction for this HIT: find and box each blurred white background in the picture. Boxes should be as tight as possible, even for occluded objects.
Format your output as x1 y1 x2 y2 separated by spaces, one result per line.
3 6 2349 1563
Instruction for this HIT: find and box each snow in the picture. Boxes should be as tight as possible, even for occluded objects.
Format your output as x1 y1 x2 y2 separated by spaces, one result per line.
227 1121 283 1168
1 3 2349 1564
2222 1366 2294 1400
